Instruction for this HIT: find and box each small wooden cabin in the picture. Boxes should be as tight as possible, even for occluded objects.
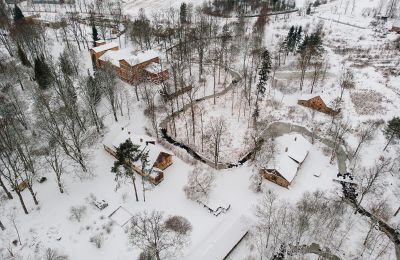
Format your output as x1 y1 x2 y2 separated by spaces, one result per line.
298 96 340 116
260 134 311 189
103 128 173 185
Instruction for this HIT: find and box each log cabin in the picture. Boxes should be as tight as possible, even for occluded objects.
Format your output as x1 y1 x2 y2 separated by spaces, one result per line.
90 41 168 84
260 134 311 188
103 127 173 185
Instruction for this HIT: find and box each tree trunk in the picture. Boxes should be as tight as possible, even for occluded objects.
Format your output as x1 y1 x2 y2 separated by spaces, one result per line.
383 134 393 151
131 175 139 202
16 191 29 214
0 220 4 231
0 176 13 199
27 185 39 205
56 174 64 194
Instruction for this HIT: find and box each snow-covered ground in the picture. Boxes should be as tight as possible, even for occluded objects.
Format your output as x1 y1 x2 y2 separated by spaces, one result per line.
1 0 400 259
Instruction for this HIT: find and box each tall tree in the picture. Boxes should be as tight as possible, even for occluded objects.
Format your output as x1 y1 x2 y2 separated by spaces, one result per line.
129 211 192 260
253 49 271 128
34 55 52 89
92 25 99 47
13 5 24 23
297 31 324 91
111 139 148 202
383 117 400 151
180 2 187 24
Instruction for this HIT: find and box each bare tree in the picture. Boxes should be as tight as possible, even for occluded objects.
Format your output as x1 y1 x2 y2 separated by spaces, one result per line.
44 140 65 193
129 211 192 260
206 117 228 167
357 156 393 206
183 164 215 201
339 68 355 102
351 120 383 161
97 63 119 122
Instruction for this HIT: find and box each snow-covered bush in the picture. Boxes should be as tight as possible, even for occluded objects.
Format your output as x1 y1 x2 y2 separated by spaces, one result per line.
249 172 263 193
183 165 215 201
69 205 87 222
89 233 104 248
43 248 68 260
102 221 114 234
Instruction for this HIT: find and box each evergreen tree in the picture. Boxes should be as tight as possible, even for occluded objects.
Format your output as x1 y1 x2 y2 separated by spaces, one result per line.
257 49 272 96
253 49 271 128
383 117 400 151
59 50 75 76
295 26 302 48
111 139 148 202
17 44 31 67
92 25 99 47
286 26 295 53
34 55 52 89
180 2 187 24
13 4 24 22
306 4 311 15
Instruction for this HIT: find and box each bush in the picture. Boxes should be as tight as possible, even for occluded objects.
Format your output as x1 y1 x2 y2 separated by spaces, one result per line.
164 216 192 235
69 205 87 222
89 233 104 248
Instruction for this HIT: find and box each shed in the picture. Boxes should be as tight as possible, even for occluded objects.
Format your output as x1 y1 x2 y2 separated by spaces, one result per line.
103 126 173 185
186 215 250 260
298 96 340 116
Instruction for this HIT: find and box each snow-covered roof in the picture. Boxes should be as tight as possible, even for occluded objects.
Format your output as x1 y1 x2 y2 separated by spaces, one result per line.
145 62 163 74
91 42 119 53
104 126 171 172
186 215 249 260
267 134 311 183
393 20 400 28
99 48 160 68
125 50 160 66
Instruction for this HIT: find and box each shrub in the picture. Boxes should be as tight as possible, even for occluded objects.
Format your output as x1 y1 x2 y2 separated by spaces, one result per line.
164 216 192 235
89 233 104 248
69 205 87 222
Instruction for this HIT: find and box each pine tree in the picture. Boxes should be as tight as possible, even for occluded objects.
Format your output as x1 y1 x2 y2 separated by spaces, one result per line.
180 2 187 24
306 4 311 15
257 49 272 96
286 26 295 53
111 139 149 202
92 25 99 47
13 5 24 22
253 49 271 128
383 117 400 151
34 55 52 89
17 44 31 67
